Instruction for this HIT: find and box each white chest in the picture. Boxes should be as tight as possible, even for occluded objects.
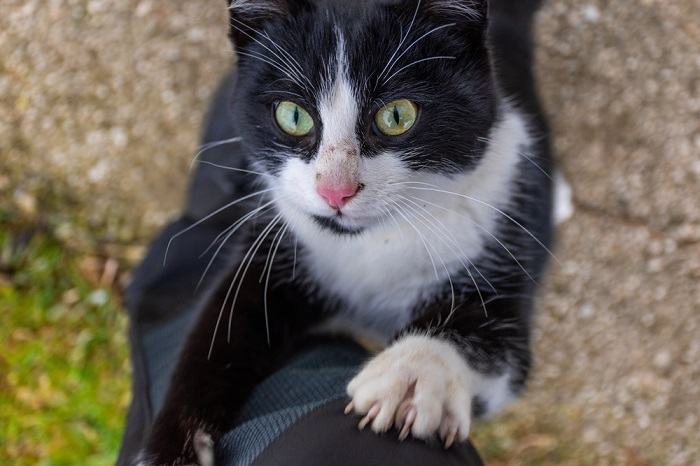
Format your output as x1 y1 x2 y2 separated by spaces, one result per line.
284 111 529 336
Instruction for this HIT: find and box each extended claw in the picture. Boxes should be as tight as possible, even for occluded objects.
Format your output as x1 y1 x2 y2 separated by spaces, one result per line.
358 403 380 430
397 405 416 441
443 428 457 449
344 401 355 415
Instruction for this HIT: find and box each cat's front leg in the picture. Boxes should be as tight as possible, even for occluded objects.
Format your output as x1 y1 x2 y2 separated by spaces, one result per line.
346 298 529 448
135 275 293 465
345 335 475 448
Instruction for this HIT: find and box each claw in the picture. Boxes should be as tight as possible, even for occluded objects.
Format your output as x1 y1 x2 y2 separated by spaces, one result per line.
443 428 457 449
344 401 354 415
398 406 416 441
358 403 380 430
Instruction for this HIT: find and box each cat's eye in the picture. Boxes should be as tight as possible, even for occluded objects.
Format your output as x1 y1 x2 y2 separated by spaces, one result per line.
275 101 314 137
375 99 418 136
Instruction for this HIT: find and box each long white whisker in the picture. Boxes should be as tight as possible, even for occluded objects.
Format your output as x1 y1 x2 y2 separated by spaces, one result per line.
396 197 481 319
383 56 456 85
164 188 274 266
190 137 243 168
236 50 308 91
196 160 273 179
407 194 538 285
376 0 422 83
260 30 307 82
259 218 287 283
207 213 281 360
381 22 456 82
229 17 313 90
291 237 298 280
398 195 497 294
399 183 559 264
227 214 283 342
263 223 288 346
196 200 280 291
389 199 440 281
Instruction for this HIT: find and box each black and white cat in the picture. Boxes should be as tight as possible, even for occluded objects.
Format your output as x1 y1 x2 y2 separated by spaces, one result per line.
139 0 554 464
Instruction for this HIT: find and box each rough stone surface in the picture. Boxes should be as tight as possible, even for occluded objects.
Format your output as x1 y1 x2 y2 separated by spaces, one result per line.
531 1 700 464
1 1 698 464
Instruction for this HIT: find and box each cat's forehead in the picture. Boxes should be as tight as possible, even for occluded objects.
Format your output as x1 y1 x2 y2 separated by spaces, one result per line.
253 2 463 96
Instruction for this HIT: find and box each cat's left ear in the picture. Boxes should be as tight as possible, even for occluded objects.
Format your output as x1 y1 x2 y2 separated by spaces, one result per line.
226 0 303 48
422 0 489 36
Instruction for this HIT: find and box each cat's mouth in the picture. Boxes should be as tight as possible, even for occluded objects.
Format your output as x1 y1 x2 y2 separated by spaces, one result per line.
312 214 365 235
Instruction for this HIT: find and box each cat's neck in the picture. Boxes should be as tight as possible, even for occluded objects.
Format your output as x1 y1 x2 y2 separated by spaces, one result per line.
280 107 531 335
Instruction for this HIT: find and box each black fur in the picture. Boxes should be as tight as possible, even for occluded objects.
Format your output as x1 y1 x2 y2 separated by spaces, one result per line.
139 0 554 464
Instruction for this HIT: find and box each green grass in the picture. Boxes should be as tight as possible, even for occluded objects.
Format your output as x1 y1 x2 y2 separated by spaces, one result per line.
0 221 130 466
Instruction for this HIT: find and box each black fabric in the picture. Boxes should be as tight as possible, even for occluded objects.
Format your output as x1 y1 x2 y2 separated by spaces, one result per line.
252 399 484 466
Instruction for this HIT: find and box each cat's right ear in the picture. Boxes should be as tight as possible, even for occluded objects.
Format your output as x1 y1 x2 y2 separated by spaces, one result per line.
226 0 288 48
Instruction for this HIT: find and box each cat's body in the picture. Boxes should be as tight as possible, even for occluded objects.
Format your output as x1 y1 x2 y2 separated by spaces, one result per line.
138 0 553 464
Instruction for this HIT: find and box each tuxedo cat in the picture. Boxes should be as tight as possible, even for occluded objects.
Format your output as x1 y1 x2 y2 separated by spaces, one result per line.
138 0 554 464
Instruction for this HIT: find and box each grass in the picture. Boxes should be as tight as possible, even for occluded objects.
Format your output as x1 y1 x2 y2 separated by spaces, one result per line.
0 213 596 465
0 218 130 466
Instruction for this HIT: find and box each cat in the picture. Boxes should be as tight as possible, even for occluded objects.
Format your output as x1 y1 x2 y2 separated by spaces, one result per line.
137 0 554 464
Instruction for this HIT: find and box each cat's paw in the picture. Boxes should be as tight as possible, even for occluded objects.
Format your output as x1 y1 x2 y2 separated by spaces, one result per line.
135 430 214 466
346 335 473 448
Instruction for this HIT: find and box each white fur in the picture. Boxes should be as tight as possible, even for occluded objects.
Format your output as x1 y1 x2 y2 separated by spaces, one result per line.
317 32 358 153
314 31 362 185
347 334 474 442
474 370 514 415
554 171 574 224
274 110 530 337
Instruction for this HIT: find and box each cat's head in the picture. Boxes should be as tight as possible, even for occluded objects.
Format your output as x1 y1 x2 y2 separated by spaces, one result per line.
228 0 499 235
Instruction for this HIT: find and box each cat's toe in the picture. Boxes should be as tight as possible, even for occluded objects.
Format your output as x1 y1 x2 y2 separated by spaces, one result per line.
346 335 474 444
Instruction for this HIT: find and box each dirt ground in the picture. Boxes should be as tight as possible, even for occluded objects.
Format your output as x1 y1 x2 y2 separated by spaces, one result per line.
1 1 698 465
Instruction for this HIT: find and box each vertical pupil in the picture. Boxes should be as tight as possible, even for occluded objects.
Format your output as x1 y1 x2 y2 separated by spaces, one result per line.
293 106 299 126
392 106 400 125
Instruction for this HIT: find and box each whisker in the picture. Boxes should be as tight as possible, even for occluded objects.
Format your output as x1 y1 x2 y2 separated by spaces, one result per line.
291 237 298 280
376 0 422 84
398 195 497 294
383 56 456 85
396 198 457 318
396 197 484 319
190 136 244 165
236 50 308 91
227 214 284 342
196 160 272 178
259 218 287 283
380 22 456 82
207 212 281 359
262 222 288 346
388 199 440 281
229 17 314 90
196 199 280 291
407 195 538 285
164 188 274 266
396 182 560 264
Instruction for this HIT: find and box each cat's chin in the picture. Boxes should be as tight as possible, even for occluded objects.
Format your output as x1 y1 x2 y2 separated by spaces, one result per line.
312 214 367 235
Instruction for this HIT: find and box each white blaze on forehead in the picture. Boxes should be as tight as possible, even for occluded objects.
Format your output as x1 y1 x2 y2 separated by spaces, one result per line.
315 30 360 183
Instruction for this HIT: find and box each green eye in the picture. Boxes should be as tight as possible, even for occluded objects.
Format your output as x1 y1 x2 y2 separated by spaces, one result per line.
275 101 314 136
375 99 418 136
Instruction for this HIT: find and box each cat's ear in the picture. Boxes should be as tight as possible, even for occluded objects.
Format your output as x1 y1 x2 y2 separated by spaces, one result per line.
421 0 489 36
226 0 289 48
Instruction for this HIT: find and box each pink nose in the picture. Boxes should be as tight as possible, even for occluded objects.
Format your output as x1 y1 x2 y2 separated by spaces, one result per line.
316 183 360 209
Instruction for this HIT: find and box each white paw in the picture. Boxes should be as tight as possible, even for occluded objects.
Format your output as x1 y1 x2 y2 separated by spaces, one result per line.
346 335 473 448
193 430 214 466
